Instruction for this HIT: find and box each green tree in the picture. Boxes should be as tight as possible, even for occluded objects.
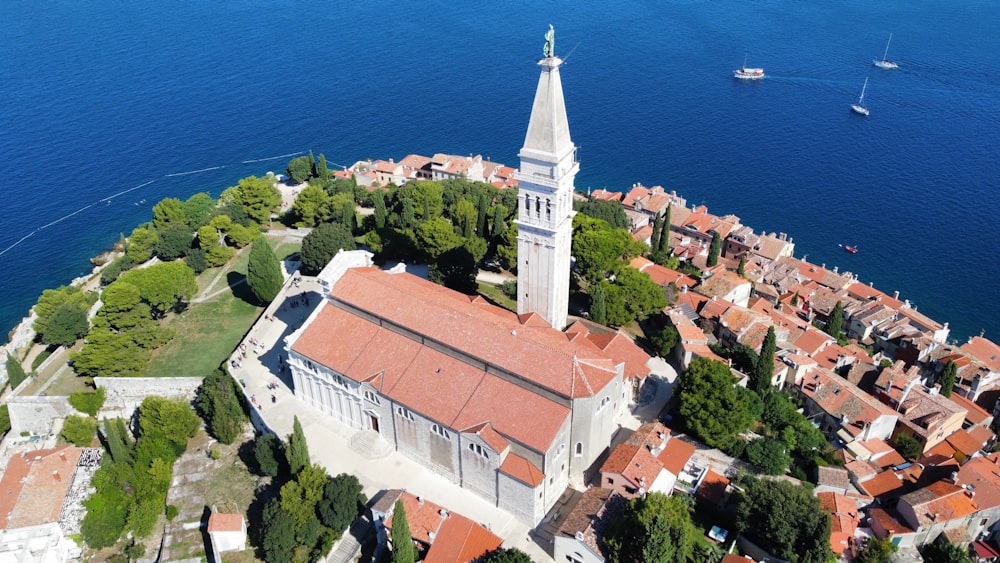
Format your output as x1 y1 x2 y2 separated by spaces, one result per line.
184 248 208 273
578 198 629 230
453 197 478 238
940 360 958 398
601 268 667 326
195 370 245 444
373 189 388 229
409 180 444 220
391 500 417 563
0 404 10 437
300 222 356 275
287 416 310 476
43 301 90 347
735 478 832 563
922 541 972 563
280 464 328 528
71 328 151 378
429 246 478 294
603 492 697 563
496 222 518 270
317 153 330 181
746 437 791 475
102 418 134 464
893 432 922 460
5 354 29 390
649 211 663 256
318 473 364 535
61 415 98 446
753 326 777 395
855 535 898 563
572 214 645 284
707 232 721 267
181 192 217 229
33 285 97 339
247 238 284 304
224 175 281 224
155 223 194 260
126 226 158 264
738 256 746 277
151 198 187 230
479 547 533 563
490 203 506 240
118 262 197 316
341 199 358 233
254 433 284 477
652 326 679 357
261 499 297 563
416 217 463 261
590 283 608 325
137 396 199 460
826 300 844 338
677 358 755 450
69 388 106 416
476 193 489 237
660 205 672 254
287 155 315 184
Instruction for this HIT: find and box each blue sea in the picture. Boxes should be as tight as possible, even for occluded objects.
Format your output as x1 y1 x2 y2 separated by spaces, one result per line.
1 0 997 344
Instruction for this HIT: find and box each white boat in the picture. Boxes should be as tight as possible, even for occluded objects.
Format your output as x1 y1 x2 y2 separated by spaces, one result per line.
873 33 898 69
851 77 870 116
733 55 764 80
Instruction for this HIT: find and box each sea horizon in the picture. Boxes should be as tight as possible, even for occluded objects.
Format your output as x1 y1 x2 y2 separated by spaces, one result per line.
2 0 997 345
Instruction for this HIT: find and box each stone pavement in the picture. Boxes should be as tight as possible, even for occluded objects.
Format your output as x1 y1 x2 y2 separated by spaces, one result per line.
228 274 551 561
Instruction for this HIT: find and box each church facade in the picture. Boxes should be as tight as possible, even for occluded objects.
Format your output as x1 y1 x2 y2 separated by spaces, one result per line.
282 32 648 525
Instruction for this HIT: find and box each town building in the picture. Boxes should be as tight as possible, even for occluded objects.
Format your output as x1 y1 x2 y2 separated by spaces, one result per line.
552 488 625 563
206 513 247 562
599 422 695 498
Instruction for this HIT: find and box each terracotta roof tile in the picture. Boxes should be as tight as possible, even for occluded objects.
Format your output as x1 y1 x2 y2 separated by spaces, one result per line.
499 452 544 487
658 437 697 477
556 488 624 559
948 393 993 426
697 469 730 505
946 429 983 457
0 446 82 529
424 511 503 563
957 456 1000 509
962 337 1000 372
207 513 244 533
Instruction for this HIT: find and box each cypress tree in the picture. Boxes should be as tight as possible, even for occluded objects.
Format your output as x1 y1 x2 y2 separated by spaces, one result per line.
590 283 608 325
791 292 799 307
342 200 357 233
317 153 329 180
940 360 957 398
660 204 672 254
490 204 505 239
738 256 746 277
826 301 844 338
707 232 721 267
477 194 489 237
650 212 663 255
247 238 284 304
286 416 310 476
308 150 316 178
373 190 387 230
402 198 416 229
391 500 416 563
754 326 777 395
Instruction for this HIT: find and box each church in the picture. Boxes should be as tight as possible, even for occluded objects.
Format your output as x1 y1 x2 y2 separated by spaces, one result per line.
283 30 651 525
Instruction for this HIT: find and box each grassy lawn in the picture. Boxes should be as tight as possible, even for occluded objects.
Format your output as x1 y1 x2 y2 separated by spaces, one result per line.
147 288 261 377
477 281 516 312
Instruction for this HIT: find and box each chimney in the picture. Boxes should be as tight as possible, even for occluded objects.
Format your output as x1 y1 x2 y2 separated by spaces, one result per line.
52 470 60 481
59 452 66 462
893 291 900 299
417 496 424 504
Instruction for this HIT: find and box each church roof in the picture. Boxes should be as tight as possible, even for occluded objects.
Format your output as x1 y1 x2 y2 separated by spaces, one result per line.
521 58 573 159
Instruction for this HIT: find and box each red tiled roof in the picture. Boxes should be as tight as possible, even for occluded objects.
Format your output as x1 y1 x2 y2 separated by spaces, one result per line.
499 453 544 487
601 423 669 489
817 491 859 554
870 507 915 536
424 511 503 563
583 330 652 381
0 446 82 529
697 470 730 505
969 425 995 449
323 269 619 399
388 493 447 544
590 189 623 202
961 337 1000 372
658 437 696 477
207 513 244 533
948 393 993 426
958 456 1000 510
464 422 509 454
946 429 984 456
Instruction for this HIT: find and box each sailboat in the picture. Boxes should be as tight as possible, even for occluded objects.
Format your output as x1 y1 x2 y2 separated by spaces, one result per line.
873 33 898 69
851 78 870 116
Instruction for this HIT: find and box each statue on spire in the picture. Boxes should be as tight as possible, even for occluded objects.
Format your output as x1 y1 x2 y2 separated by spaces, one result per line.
543 24 555 58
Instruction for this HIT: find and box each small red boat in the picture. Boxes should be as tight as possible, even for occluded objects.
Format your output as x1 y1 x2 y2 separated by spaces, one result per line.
844 245 859 254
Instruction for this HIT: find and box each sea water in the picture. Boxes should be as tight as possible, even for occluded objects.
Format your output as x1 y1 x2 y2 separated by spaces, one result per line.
1 0 997 342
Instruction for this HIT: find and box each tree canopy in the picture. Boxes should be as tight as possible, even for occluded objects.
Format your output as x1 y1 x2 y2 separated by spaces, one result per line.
391 499 417 563
479 547 533 563
597 267 667 326
677 358 756 451
578 198 629 230
734 478 832 563
602 492 698 563
33 284 97 343
854 535 898 563
195 370 245 444
223 175 281 224
247 238 284 304
572 214 645 284
826 300 844 338
118 262 197 315
300 222 356 275
939 360 957 398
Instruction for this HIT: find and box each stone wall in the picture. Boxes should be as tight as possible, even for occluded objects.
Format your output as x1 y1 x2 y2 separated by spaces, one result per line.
94 377 203 420
7 397 77 435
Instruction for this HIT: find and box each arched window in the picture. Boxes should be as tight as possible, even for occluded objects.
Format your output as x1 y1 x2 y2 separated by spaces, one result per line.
575 442 583 457
545 199 551 220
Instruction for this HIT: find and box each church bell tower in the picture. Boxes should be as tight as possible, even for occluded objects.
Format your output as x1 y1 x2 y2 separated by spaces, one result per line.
515 26 578 330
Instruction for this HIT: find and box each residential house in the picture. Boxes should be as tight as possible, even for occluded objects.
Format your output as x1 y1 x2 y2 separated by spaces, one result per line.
817 491 860 556
896 480 979 546
0 446 95 562
696 267 752 308
373 490 503 563
589 188 622 202
797 368 899 445
430 154 486 183
629 257 698 291
621 184 686 219
207 513 247 562
869 507 918 549
599 423 695 498
957 455 1000 544
287 251 647 524
664 307 723 370
553 488 626 563
372 159 406 186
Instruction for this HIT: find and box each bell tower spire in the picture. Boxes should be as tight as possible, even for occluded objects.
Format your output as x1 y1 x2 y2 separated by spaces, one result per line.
515 26 578 330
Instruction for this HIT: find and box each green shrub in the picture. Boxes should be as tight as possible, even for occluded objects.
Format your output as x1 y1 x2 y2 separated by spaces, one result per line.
61 415 98 447
210 447 221 460
0 405 10 437
69 388 106 416
31 347 54 371
165 505 179 521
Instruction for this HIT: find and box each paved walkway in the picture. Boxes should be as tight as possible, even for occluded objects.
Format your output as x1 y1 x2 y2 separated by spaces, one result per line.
229 274 549 560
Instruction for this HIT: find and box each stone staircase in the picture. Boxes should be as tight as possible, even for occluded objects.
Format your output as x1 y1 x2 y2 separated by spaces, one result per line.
348 430 393 460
